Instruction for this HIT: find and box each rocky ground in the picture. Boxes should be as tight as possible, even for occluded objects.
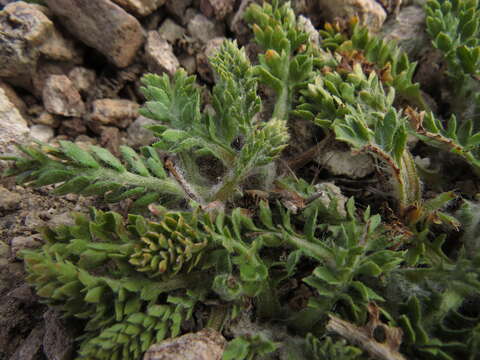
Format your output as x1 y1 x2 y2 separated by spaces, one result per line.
0 0 450 359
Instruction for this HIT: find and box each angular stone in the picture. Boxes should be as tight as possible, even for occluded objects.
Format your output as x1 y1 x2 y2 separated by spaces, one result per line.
317 0 387 32
179 55 197 75
33 111 60 128
0 88 29 157
0 185 21 212
68 66 96 95
43 75 85 117
200 0 235 20
43 309 75 360
44 0 145 67
9 323 44 360
0 82 27 118
30 124 54 143
144 329 226 360
382 5 427 58
316 146 375 179
158 18 185 44
59 117 87 137
10 235 43 259
127 115 158 147
145 31 180 76
165 0 192 22
112 0 166 16
90 99 139 128
32 61 71 97
187 13 224 44
0 2 51 78
196 37 226 83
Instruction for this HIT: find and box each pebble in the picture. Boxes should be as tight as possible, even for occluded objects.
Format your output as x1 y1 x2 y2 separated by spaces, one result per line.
42 74 85 117
90 99 139 128
145 31 180 76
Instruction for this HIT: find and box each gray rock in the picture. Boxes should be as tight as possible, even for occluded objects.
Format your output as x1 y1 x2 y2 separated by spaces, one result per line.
43 309 75 360
44 0 145 68
144 328 226 360
68 66 96 96
30 124 54 143
43 75 85 117
0 87 29 157
179 55 197 74
32 61 71 98
10 234 42 259
200 0 235 20
382 5 427 59
187 13 224 44
196 37 226 82
90 99 139 128
158 18 185 44
316 146 375 179
145 31 180 76
0 185 21 211
9 323 45 360
127 115 158 147
111 0 167 16
317 0 387 32
165 0 192 22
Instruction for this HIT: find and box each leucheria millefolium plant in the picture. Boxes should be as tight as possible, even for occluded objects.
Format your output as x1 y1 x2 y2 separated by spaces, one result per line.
3 1 480 360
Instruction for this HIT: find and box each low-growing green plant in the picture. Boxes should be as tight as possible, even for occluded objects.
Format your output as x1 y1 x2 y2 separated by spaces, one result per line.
3 1 480 360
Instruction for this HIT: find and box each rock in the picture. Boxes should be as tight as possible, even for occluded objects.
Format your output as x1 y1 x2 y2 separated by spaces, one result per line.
158 18 185 44
0 185 21 212
0 2 50 78
111 0 166 16
0 87 29 157
43 75 85 117
127 115 158 147
381 5 427 59
165 0 192 22
143 328 226 360
316 145 375 179
68 66 96 96
314 182 348 218
44 0 145 68
196 37 226 82
99 126 122 155
200 0 235 20
91 99 139 128
10 234 42 259
58 118 87 137
43 309 75 360
179 55 197 74
33 111 60 128
145 31 180 76
317 0 387 32
38 22 80 63
230 0 256 43
0 82 27 118
298 15 320 48
9 323 45 360
30 124 54 143
187 13 224 44
32 61 71 97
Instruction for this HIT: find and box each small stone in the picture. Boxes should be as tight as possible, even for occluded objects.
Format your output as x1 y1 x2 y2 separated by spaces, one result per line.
10 235 43 259
91 99 139 128
59 118 87 137
0 2 51 78
99 126 122 155
0 185 21 211
30 124 54 143
317 0 387 32
34 111 60 127
200 0 235 20
32 61 71 97
143 328 226 360
111 0 167 16
127 115 158 147
43 309 76 360
179 55 197 74
9 323 45 360
43 75 85 117
0 82 27 118
158 18 185 44
381 5 427 58
314 182 348 218
44 0 145 67
165 0 192 22
316 145 375 179
68 67 96 96
0 87 29 157
38 22 80 63
187 13 224 44
145 31 180 76
196 37 226 83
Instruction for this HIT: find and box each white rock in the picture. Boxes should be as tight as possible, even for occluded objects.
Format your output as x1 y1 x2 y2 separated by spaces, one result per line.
145 31 180 76
317 0 387 32
30 124 54 143
0 87 29 157
187 13 224 44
